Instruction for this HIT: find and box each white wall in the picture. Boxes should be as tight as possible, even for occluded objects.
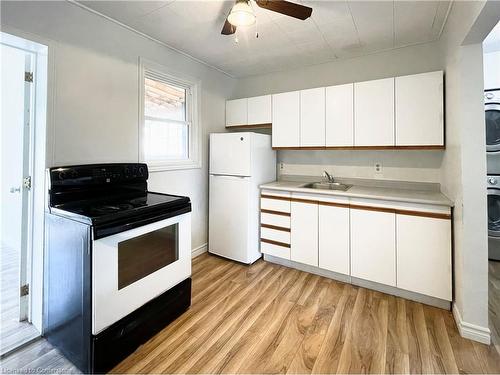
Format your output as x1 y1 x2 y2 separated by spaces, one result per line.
484 51 500 90
1 1 237 256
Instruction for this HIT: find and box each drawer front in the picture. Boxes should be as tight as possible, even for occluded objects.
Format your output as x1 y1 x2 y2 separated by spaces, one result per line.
261 227 290 244
261 241 290 260
261 197 291 213
261 212 290 228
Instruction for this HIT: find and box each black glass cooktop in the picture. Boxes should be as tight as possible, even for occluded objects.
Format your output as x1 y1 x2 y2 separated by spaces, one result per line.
54 192 190 220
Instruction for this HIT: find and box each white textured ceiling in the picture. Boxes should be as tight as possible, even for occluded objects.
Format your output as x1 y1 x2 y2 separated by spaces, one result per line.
78 0 452 77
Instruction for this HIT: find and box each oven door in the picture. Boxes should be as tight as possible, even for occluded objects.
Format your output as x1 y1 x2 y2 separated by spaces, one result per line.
486 103 500 152
92 212 191 335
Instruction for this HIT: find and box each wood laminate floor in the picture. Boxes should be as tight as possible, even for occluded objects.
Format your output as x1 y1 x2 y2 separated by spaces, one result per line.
112 253 500 374
2 253 500 374
490 260 500 355
0 245 39 355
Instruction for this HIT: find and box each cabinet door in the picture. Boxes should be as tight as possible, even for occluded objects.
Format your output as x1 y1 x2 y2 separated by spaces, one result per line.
397 214 451 300
326 84 354 147
395 71 444 146
248 95 272 125
226 98 247 127
272 91 300 147
350 208 396 286
300 88 325 147
354 78 394 146
319 204 350 274
291 200 318 266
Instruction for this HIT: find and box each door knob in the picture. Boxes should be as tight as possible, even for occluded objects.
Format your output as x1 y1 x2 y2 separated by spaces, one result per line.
10 187 21 193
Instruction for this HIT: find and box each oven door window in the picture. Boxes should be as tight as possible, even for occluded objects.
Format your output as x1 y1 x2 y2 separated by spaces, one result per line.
118 224 179 289
486 107 500 150
488 191 500 236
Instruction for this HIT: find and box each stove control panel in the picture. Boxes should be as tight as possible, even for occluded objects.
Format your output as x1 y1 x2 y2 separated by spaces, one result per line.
50 163 149 185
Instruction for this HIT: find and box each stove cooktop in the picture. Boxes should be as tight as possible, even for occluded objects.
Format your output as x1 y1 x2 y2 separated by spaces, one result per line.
55 192 188 219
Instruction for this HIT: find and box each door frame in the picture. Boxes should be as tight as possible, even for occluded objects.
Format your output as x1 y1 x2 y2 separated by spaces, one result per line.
1 30 50 334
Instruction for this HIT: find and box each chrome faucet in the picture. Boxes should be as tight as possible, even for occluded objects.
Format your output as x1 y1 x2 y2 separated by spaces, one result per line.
323 170 334 183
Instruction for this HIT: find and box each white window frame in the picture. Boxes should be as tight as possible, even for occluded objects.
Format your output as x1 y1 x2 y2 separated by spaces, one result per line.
139 57 201 172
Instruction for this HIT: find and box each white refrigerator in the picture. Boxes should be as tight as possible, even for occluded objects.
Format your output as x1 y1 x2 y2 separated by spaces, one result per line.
209 132 276 264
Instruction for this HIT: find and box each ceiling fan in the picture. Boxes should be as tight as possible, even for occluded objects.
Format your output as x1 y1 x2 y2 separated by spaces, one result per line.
221 0 313 35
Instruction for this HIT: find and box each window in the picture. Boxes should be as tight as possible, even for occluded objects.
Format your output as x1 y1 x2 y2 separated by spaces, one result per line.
139 59 201 171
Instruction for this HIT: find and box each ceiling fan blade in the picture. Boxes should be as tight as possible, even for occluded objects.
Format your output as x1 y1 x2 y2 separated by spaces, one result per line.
255 0 312 20
221 19 237 35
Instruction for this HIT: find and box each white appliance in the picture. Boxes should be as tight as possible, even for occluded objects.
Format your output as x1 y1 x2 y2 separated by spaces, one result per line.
209 132 276 263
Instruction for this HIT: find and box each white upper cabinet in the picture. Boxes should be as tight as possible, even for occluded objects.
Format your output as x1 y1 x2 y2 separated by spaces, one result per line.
319 203 350 275
300 88 326 147
272 91 300 147
354 77 395 146
395 71 444 146
247 95 272 125
226 98 247 127
291 199 318 267
326 83 354 147
350 207 396 286
396 214 452 300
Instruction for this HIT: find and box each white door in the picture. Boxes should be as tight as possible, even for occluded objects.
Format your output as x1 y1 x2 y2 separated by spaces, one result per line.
326 83 354 147
354 78 395 146
272 91 300 147
209 175 251 263
1 44 34 322
291 200 318 266
300 88 325 147
247 95 271 125
350 208 396 286
395 71 444 146
396 215 452 300
210 133 252 176
226 98 247 127
319 204 350 275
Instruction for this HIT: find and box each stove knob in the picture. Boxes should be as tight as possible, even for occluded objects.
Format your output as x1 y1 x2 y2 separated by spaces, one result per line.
138 166 145 176
486 92 494 100
58 171 66 180
489 177 497 185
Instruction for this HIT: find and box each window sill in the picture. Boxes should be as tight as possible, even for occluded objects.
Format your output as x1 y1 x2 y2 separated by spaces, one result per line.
146 160 202 173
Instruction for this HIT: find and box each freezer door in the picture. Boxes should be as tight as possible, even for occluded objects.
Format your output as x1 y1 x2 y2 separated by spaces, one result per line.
209 175 251 263
210 133 252 176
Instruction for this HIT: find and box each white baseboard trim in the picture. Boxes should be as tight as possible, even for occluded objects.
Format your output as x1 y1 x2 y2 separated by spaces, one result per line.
452 303 491 344
192 243 207 258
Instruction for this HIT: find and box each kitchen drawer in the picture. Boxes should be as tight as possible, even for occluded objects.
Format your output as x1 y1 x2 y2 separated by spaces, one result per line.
261 212 290 228
261 241 290 260
260 196 291 213
261 226 290 244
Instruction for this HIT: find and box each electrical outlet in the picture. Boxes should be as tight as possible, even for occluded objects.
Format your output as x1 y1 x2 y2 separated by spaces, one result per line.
279 162 284 170
374 162 382 173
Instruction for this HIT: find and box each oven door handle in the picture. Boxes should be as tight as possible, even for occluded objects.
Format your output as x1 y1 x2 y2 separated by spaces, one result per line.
93 204 191 239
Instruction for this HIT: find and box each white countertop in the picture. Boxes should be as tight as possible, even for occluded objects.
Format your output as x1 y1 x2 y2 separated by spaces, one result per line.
260 178 453 207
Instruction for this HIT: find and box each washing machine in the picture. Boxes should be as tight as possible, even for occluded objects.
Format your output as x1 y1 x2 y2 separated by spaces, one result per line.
486 90 500 174
487 174 500 260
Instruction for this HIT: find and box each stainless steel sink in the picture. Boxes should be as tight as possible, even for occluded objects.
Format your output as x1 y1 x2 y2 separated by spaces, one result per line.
301 182 352 191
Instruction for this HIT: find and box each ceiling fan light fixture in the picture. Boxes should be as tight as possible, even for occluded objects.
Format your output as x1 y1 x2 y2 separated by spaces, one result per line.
228 0 256 27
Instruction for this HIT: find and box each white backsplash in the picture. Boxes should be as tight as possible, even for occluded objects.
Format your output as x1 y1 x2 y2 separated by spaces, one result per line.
277 150 444 183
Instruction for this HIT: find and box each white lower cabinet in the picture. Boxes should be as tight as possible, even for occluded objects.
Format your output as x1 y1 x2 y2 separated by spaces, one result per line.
396 214 452 300
260 189 452 305
319 204 350 275
291 200 318 266
350 208 396 286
